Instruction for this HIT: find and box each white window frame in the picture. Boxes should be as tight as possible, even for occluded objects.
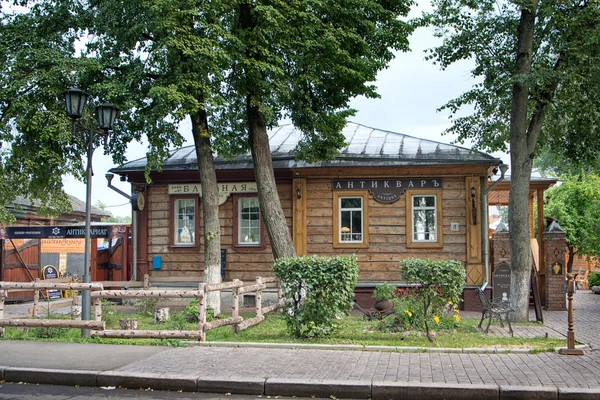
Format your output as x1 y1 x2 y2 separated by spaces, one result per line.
406 189 443 248
174 198 196 246
236 196 262 247
333 191 369 248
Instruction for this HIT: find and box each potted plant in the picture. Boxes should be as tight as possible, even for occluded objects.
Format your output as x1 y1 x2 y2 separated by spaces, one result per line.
372 282 396 311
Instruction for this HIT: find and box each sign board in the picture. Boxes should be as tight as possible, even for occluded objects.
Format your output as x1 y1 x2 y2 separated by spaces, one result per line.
332 178 443 203
41 265 61 300
168 182 258 206
492 262 511 301
1 225 127 240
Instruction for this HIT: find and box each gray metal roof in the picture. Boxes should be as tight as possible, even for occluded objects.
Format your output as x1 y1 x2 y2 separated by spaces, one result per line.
112 122 499 173
10 195 109 217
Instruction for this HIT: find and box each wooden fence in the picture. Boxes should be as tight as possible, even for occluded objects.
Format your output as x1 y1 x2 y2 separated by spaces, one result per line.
0 281 104 336
0 277 282 341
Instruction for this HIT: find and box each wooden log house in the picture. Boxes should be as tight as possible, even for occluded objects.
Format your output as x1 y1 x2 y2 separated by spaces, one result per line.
112 122 508 306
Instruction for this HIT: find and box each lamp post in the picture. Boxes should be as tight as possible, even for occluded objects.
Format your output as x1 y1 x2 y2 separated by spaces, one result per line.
64 87 118 336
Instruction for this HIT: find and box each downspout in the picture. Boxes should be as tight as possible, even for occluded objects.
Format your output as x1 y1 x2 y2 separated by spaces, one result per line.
481 163 509 289
105 173 137 281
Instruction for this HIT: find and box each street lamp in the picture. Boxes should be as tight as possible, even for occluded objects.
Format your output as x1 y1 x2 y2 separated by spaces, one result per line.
64 87 118 336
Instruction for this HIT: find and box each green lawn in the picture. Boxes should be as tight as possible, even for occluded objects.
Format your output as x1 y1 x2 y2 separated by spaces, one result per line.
1 311 565 351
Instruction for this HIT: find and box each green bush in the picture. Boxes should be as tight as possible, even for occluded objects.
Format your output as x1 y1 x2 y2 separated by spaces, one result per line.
399 258 466 341
183 298 214 323
372 282 396 301
273 255 359 338
135 298 158 317
101 299 120 329
588 272 600 288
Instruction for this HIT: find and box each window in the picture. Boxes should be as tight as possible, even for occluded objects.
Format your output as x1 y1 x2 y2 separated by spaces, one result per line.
333 191 369 248
171 196 198 247
406 189 443 248
233 195 264 248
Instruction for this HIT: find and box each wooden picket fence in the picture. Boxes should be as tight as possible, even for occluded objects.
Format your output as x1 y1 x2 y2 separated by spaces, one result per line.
0 277 282 341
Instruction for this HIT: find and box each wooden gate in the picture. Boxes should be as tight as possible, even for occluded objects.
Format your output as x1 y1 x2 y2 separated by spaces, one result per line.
1 239 40 301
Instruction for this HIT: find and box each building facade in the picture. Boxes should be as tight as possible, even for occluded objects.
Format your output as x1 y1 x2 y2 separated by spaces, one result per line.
113 123 504 292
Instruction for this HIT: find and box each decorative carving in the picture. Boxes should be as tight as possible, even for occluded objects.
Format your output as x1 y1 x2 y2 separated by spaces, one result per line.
552 261 562 275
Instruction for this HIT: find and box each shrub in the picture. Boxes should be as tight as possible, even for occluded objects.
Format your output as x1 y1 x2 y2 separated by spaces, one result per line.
135 298 158 317
588 272 600 288
399 258 466 341
183 299 214 323
273 255 359 338
372 282 396 301
101 299 120 329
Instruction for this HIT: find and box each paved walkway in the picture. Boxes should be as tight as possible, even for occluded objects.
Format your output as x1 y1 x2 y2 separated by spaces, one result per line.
1 291 600 398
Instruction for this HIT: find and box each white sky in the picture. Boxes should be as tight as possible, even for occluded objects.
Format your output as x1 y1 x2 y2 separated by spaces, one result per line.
62 18 510 218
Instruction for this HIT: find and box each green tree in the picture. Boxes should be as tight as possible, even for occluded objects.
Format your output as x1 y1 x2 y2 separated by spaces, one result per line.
95 201 132 224
423 1 600 321
545 173 600 272
1 1 414 289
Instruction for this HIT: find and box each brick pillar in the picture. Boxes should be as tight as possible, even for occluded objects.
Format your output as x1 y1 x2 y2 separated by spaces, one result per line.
544 221 567 311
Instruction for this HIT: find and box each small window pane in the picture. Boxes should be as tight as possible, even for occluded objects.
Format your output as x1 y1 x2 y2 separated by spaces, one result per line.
340 196 363 243
412 195 437 242
238 197 261 245
175 199 195 245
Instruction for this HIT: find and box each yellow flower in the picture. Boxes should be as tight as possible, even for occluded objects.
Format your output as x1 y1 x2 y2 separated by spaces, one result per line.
433 315 440 325
454 315 461 322
404 310 413 317
447 301 453 305
454 308 460 313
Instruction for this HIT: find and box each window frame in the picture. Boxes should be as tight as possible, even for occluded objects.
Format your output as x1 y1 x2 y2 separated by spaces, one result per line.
333 191 369 249
233 193 266 249
406 189 443 248
169 195 200 249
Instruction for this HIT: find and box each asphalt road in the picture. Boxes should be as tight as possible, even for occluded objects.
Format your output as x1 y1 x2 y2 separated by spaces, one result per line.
0 382 326 400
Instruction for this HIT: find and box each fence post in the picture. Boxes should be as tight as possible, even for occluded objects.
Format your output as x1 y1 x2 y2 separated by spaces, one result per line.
198 283 207 342
0 289 5 337
32 279 40 318
256 277 263 319
232 279 240 334
277 280 283 310
143 274 150 290
93 297 102 323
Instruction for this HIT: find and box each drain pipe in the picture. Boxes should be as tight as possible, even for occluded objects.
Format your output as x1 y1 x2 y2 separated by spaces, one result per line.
481 163 509 289
105 173 137 281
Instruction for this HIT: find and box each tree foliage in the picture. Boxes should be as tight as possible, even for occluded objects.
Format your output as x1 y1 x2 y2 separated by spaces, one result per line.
422 0 600 321
545 173 600 270
273 255 359 338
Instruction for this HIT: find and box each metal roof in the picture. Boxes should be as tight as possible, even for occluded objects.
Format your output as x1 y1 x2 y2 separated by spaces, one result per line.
112 122 499 173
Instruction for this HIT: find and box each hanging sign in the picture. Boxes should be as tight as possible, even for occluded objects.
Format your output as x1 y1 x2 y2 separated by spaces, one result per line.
332 178 442 203
168 182 258 206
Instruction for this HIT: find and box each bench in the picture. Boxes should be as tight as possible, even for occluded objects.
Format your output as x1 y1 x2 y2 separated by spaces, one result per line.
476 285 514 337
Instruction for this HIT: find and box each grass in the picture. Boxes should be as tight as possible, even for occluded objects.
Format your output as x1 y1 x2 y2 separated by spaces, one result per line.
1 310 566 351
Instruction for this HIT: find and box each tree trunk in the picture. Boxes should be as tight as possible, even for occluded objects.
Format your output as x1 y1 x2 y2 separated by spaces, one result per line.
567 247 575 273
508 7 536 322
191 111 222 315
247 102 297 259
238 3 296 260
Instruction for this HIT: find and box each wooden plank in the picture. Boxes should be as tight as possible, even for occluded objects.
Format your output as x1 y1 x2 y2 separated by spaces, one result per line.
0 282 103 291
91 330 203 339
98 281 145 288
293 177 307 256
236 315 265 332
0 319 105 329
204 316 243 331
238 284 267 295
205 280 244 292
465 176 482 263
91 290 203 299
261 303 281 314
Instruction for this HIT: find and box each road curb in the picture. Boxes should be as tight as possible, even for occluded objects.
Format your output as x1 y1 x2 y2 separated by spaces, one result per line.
97 371 196 392
2 367 600 399
196 376 264 395
185 341 590 354
499 385 557 399
265 378 372 399
3 367 97 387
372 381 499 400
